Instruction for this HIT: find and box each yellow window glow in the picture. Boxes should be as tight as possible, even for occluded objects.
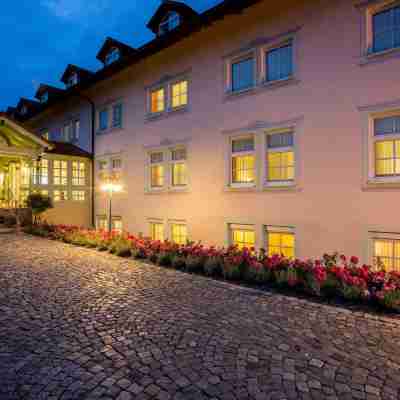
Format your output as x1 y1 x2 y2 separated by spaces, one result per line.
171 224 187 245
54 190 68 202
374 239 400 272
172 162 187 186
232 229 255 250
232 155 255 183
151 88 165 113
172 80 188 108
21 163 30 186
150 223 164 241
72 190 85 201
112 218 123 233
375 140 400 176
151 165 164 187
72 161 85 186
267 232 295 258
53 160 68 185
267 151 294 181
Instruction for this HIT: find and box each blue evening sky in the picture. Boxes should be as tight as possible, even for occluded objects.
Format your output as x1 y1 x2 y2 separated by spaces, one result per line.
0 0 221 111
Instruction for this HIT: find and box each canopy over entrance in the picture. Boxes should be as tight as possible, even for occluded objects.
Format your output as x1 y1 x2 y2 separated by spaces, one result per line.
0 114 51 208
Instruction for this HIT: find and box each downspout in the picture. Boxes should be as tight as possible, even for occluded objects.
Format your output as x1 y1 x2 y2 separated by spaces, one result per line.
76 94 96 228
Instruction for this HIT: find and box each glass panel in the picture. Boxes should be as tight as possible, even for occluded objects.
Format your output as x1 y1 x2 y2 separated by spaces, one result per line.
232 155 255 183
72 161 85 186
112 104 123 128
374 240 394 270
150 152 163 164
172 80 188 108
267 151 295 181
231 57 254 92
266 44 293 82
171 224 187 245
373 6 400 52
53 160 68 186
171 148 186 161
99 109 108 131
267 132 294 148
150 223 164 241
375 141 396 176
112 218 123 233
374 116 400 136
267 232 295 258
232 229 255 250
232 137 254 153
151 165 164 187
172 162 187 186
72 190 85 201
151 89 165 113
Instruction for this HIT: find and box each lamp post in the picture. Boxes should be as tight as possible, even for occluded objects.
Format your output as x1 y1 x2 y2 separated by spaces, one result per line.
100 182 122 232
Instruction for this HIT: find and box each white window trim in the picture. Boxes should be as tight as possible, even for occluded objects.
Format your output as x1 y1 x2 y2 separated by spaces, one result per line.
263 128 296 188
168 77 190 112
97 100 124 134
72 190 86 202
358 0 400 62
264 225 296 257
147 85 167 117
148 218 165 241
52 159 69 187
148 150 167 192
360 100 400 187
368 230 400 270
96 215 108 230
228 223 256 248
223 117 302 192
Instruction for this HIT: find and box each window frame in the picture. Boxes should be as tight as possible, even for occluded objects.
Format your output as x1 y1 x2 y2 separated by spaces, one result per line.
149 86 166 115
169 78 189 111
72 190 86 201
53 189 69 202
105 47 121 66
369 231 400 271
170 147 188 188
72 161 86 186
225 51 257 94
229 223 256 250
112 103 123 129
229 135 257 188
32 158 49 186
264 225 296 259
263 129 296 187
149 219 165 241
98 108 109 132
149 151 166 190
53 159 69 186
96 215 108 231
159 11 180 35
169 221 188 245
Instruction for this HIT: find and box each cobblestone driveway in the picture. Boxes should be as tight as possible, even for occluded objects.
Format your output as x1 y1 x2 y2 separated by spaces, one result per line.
1 235 400 400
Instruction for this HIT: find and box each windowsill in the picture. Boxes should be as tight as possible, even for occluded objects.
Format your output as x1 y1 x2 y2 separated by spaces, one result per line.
263 182 300 192
224 184 257 192
145 106 189 123
145 186 189 195
363 178 400 190
224 77 300 102
96 126 123 136
360 46 400 65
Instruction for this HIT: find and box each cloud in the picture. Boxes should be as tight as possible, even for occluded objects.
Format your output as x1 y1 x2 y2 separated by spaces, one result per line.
41 0 108 20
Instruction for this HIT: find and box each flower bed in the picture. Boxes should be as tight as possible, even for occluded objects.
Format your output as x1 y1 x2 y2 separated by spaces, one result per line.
24 223 400 313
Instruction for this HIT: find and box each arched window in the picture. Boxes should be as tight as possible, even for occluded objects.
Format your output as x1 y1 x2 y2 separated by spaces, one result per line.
159 11 180 35
105 47 120 65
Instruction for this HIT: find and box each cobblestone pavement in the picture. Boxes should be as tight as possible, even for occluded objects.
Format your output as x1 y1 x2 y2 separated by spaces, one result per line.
1 235 400 400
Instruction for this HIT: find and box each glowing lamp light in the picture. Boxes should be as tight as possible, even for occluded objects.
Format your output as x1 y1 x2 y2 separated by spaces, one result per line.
100 182 123 232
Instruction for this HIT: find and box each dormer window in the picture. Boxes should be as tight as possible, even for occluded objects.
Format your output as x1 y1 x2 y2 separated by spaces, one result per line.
105 48 120 65
20 105 28 115
40 92 49 104
159 11 180 35
66 73 78 88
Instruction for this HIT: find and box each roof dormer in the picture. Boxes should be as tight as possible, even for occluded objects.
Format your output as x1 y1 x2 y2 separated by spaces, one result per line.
147 0 199 36
61 64 94 89
34 84 64 104
16 98 41 119
96 37 137 66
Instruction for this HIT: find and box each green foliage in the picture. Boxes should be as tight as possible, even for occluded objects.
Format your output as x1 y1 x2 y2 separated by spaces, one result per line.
204 256 222 276
26 193 53 223
185 255 204 273
171 255 186 269
157 252 173 267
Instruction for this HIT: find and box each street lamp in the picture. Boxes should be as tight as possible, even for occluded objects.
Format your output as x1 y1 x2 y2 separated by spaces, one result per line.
100 182 123 232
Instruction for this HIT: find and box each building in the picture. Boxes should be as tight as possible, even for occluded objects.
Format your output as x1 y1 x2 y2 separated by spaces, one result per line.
5 0 400 270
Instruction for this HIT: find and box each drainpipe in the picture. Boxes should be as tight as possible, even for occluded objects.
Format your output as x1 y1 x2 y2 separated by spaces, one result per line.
76 94 96 228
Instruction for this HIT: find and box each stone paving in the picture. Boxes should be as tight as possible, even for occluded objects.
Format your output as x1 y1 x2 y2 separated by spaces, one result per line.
1 235 400 400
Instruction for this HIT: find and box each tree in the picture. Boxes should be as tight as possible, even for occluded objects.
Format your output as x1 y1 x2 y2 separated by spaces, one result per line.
26 193 53 224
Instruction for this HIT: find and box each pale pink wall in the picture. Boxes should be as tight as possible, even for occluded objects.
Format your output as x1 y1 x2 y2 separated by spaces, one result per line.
35 0 400 261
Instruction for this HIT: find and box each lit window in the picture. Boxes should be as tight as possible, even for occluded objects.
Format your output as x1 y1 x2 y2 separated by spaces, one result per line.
96 216 108 230
105 48 120 65
21 163 30 186
266 131 295 182
372 5 400 53
72 161 86 186
53 160 68 186
54 190 68 202
373 238 400 272
32 159 49 185
150 222 164 241
159 11 180 35
99 109 108 131
150 152 164 188
151 88 165 114
112 103 123 128
266 43 293 82
231 57 255 92
171 80 188 109
266 228 295 258
40 190 49 197
171 223 187 245
231 137 255 185
112 217 123 233
231 225 255 250
171 148 187 187
373 116 400 177
72 190 85 201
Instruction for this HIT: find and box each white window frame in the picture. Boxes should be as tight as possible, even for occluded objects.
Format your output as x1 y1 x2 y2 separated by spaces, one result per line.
229 223 256 249
112 103 123 129
96 215 108 230
169 78 189 111
148 218 165 241
98 108 109 132
72 190 86 202
148 86 166 116
105 47 120 65
148 150 166 191
229 134 257 189
72 161 86 186
53 189 69 202
369 231 400 271
361 102 400 187
159 11 180 35
225 50 257 94
263 128 296 188
168 219 188 245
170 147 188 189
53 159 69 186
264 225 296 258
112 216 123 233
66 73 78 88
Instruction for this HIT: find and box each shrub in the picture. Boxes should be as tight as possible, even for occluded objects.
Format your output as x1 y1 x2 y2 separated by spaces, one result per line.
158 252 173 267
185 255 204 273
204 256 222 276
4 215 17 227
171 255 186 270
